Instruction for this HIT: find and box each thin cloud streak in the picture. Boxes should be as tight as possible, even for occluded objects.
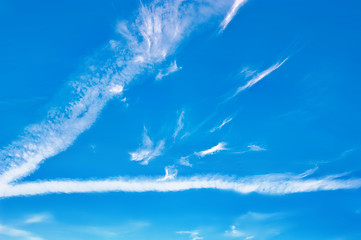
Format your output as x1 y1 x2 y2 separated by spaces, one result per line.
219 0 248 33
2 171 360 198
232 58 288 98
0 224 43 240
210 117 232 133
173 110 185 139
196 142 228 157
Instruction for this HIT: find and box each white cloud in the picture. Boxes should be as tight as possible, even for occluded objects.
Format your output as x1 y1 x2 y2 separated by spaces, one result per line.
25 213 52 224
129 129 165 165
0 224 43 240
248 144 266 152
210 117 232 133
158 166 178 181
219 0 248 33
173 110 185 139
225 225 247 238
156 60 182 80
196 142 228 157
177 230 203 240
179 156 192 167
0 0 235 186
1 170 360 198
232 58 288 98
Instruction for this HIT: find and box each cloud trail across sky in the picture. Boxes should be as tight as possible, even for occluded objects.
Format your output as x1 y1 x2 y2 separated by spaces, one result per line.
1 171 360 198
0 0 236 187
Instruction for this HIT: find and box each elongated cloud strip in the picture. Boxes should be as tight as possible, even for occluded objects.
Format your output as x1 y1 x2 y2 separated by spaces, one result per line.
210 117 232 133
0 224 43 240
129 130 165 165
219 0 248 33
156 60 182 80
1 172 361 198
0 0 235 185
248 144 266 152
196 142 228 157
173 110 185 139
232 58 288 98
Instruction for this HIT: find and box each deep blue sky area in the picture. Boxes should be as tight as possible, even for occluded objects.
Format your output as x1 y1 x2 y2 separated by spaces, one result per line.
0 0 361 239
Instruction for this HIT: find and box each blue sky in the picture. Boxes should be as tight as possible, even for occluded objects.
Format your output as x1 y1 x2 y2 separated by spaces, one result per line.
0 0 361 239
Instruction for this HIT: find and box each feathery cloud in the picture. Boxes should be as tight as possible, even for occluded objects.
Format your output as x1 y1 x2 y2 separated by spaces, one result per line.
196 142 228 157
179 156 192 167
173 110 185 139
219 0 248 33
232 58 288 98
248 144 266 152
158 166 178 181
0 0 235 185
129 129 165 165
156 61 182 80
210 117 232 133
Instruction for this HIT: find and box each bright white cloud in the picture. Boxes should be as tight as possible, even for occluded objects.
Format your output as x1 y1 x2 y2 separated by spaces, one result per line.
232 58 288 98
1 170 360 198
129 129 165 165
210 117 232 133
196 142 228 157
219 0 248 33
173 110 185 139
0 224 43 240
156 60 182 80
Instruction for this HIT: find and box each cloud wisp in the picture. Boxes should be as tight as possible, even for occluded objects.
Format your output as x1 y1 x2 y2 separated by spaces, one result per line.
177 230 203 240
173 110 185 140
196 142 228 157
210 117 232 133
158 166 178 181
0 223 43 240
156 60 182 80
219 0 248 33
248 144 266 152
232 58 288 98
0 0 236 186
2 170 360 198
129 129 165 165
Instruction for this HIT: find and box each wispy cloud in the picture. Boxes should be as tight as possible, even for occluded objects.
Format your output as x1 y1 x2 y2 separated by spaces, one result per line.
232 58 288 98
156 60 182 80
248 144 266 152
179 156 192 167
177 230 203 240
25 213 52 224
0 223 43 240
225 225 250 238
210 117 232 133
173 110 185 140
196 142 228 157
129 128 165 165
219 0 248 33
0 0 235 185
158 166 178 181
2 170 360 198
